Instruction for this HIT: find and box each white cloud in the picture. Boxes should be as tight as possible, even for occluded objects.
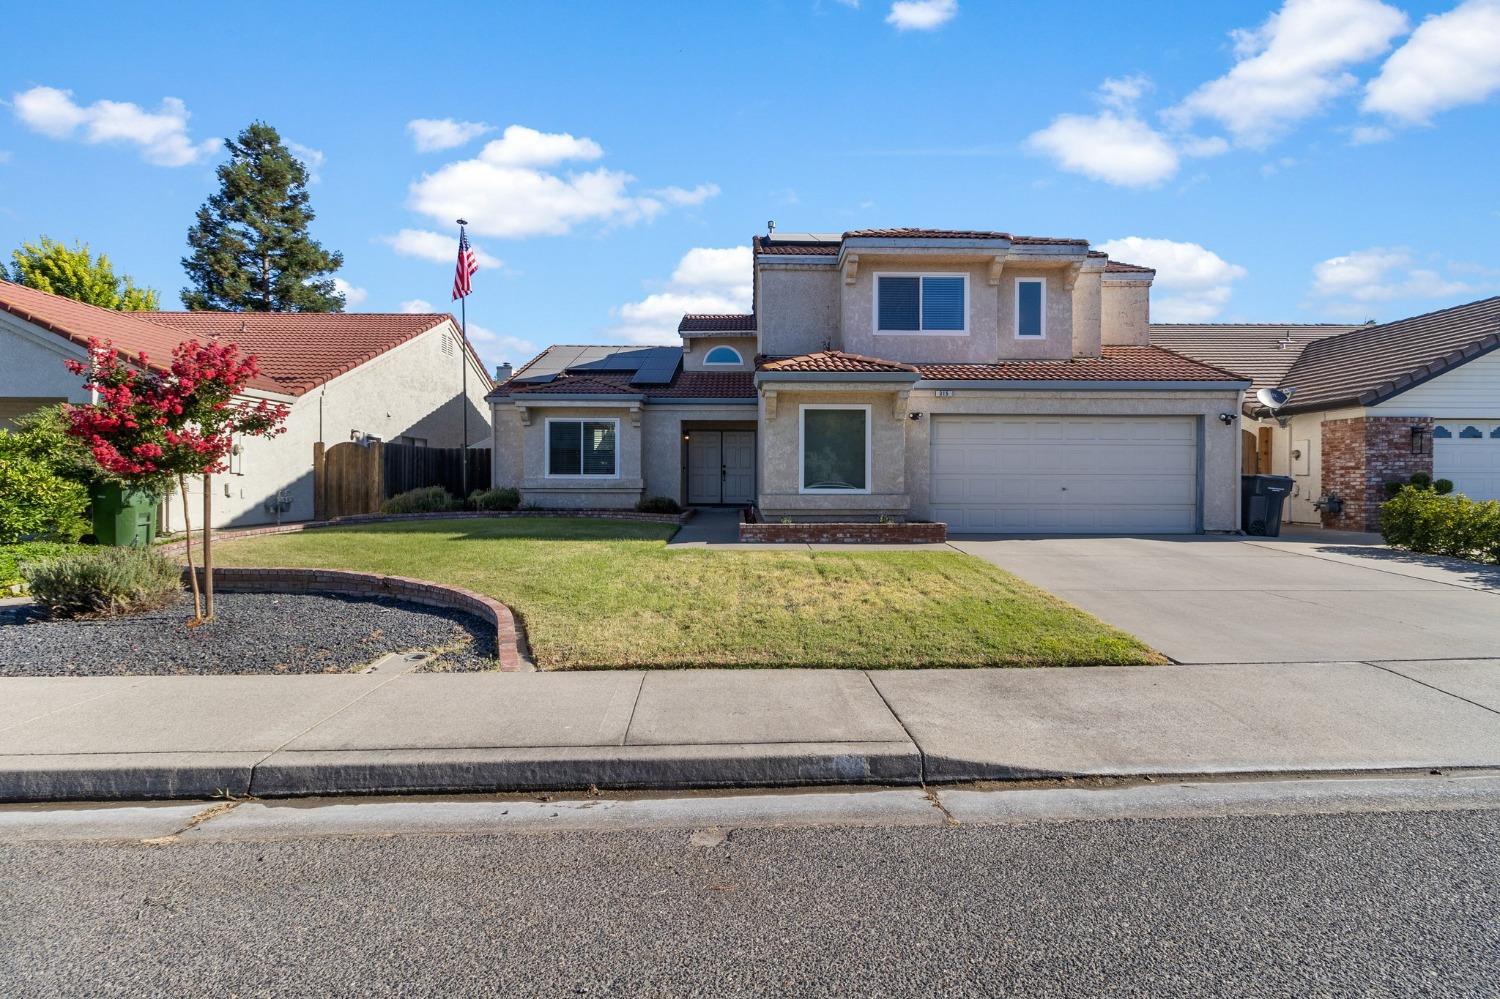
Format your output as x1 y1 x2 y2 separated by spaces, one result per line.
405 125 701 239
1096 236 1249 321
407 118 493 152
332 278 367 307
1166 0 1409 147
379 228 503 269
287 141 324 182
397 298 536 368
1310 247 1471 315
1362 0 1500 124
613 246 752 344
1026 112 1179 188
11 85 218 166
1348 124 1394 144
398 298 437 313
1098 74 1152 110
886 0 956 31
653 183 721 206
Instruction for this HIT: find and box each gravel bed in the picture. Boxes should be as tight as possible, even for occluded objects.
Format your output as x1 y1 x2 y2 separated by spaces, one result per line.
0 591 497 676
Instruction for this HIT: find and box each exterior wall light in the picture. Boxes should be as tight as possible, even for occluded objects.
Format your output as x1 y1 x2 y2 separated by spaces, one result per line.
1411 425 1429 454
1218 413 1236 426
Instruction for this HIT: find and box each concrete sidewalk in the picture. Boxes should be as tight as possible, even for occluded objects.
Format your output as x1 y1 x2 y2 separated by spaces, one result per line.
2 659 1499 801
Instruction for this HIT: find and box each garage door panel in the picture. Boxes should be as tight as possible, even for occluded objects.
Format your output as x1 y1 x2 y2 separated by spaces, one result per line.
1435 421 1500 502
931 415 1199 535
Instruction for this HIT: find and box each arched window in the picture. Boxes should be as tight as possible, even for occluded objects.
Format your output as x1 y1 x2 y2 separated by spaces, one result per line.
703 345 743 366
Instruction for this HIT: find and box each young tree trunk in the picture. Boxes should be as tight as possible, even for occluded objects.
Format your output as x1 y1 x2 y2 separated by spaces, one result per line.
178 475 203 620
202 472 214 620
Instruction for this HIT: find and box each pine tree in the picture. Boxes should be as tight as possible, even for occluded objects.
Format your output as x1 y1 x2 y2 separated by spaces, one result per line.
9 237 160 311
181 122 344 312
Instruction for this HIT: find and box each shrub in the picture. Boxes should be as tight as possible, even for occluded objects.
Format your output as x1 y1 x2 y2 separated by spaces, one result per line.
469 487 521 512
1434 478 1455 496
23 546 182 618
0 541 88 588
1408 471 1432 489
635 496 682 515
380 486 459 515
1381 488 1500 564
0 433 90 543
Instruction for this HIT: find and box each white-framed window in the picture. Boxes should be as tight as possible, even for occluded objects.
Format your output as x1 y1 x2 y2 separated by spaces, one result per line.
799 404 871 494
1014 277 1046 338
703 345 743 366
874 273 968 335
545 418 619 478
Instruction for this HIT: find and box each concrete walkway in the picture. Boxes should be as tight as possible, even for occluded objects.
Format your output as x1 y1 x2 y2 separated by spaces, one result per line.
3 658 1499 801
954 531 1500 664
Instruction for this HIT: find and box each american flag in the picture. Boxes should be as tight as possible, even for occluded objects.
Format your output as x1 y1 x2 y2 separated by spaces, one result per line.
452 228 478 300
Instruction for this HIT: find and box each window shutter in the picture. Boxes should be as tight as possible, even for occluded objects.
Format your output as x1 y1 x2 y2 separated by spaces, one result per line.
877 276 920 331
1017 280 1044 337
921 277 965 331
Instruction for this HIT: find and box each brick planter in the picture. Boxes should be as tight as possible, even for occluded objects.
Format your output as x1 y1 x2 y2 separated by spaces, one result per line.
739 521 947 544
184 566 529 672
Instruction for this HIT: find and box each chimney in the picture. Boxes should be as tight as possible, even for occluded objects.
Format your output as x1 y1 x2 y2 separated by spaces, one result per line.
495 362 513 383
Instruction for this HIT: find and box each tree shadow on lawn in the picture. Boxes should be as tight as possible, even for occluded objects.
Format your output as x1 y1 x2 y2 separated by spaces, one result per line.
1315 545 1500 588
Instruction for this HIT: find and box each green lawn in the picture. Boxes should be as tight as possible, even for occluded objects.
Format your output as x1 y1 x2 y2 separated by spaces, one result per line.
213 518 1162 670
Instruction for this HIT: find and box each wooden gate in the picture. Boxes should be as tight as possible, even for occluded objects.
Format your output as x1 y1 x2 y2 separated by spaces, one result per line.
314 441 494 519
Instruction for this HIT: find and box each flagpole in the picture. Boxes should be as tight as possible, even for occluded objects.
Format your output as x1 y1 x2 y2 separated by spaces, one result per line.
457 218 470 499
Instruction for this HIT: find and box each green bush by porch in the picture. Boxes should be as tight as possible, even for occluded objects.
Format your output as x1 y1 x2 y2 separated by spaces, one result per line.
212 517 1162 670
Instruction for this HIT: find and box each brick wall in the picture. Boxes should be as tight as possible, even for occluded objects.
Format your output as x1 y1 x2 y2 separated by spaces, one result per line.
1321 416 1433 532
739 522 948 544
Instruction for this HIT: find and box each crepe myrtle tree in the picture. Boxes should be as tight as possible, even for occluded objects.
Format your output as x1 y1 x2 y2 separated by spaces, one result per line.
64 338 287 621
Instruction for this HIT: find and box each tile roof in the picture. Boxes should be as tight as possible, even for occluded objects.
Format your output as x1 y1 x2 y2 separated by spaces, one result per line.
678 313 757 333
0 280 473 398
1276 296 1500 414
499 370 756 400
753 236 840 256
753 229 1091 255
1148 323 1360 410
917 345 1247 383
1104 260 1156 274
758 350 920 374
140 312 460 396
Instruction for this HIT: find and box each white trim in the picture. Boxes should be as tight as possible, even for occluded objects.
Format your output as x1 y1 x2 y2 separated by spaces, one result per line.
872 272 970 336
798 403 872 495
702 345 745 366
1014 276 1046 339
543 417 621 479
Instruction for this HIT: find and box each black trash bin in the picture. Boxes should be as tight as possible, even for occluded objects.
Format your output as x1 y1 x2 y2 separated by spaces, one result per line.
1241 474 1294 537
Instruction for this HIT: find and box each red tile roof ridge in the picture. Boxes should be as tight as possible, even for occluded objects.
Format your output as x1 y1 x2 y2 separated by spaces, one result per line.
759 349 920 373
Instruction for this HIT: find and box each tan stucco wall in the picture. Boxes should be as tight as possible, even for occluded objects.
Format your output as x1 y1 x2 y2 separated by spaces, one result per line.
757 386 911 519
1101 280 1151 346
1071 269 1102 358
682 335 756 372
757 265 840 356
161 321 493 531
902 388 1245 531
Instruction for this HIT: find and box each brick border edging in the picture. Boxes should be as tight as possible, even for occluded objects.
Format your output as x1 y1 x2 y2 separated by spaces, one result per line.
182 567 529 672
739 522 948 544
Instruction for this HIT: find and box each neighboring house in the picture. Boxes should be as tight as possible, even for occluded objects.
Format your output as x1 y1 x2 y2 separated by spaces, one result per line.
1152 296 1500 531
0 279 493 529
490 228 1250 535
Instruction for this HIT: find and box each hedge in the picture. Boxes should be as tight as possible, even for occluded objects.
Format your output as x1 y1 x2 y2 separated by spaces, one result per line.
1381 488 1500 564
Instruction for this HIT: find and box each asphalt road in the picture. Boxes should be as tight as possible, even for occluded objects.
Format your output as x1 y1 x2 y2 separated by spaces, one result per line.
3 804 1498 998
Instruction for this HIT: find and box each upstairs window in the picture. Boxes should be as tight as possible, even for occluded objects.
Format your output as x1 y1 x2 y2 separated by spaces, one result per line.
876 274 967 333
703 345 743 366
1015 278 1046 338
546 419 618 477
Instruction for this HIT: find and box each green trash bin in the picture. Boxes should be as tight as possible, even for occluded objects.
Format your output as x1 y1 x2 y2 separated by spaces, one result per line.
90 484 160 547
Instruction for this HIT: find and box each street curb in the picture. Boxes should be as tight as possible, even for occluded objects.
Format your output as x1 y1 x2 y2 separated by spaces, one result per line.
0 742 921 802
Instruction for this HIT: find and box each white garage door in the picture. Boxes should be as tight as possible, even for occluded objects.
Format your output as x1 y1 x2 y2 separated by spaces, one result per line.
1434 421 1500 502
931 416 1200 534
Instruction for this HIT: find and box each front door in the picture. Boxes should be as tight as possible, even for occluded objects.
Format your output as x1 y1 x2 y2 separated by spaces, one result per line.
687 431 757 505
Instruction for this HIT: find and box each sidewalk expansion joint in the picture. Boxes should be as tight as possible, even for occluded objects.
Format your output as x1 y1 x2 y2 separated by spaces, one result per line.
861 670 926 783
1360 660 1500 719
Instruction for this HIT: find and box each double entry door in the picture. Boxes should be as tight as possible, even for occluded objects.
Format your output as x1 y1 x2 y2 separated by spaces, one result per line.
688 430 756 505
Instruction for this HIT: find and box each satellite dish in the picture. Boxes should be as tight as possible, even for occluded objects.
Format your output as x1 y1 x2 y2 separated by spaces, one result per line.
1256 386 1294 411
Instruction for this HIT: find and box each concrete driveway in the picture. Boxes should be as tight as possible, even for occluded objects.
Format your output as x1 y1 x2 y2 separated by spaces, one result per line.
952 529 1500 664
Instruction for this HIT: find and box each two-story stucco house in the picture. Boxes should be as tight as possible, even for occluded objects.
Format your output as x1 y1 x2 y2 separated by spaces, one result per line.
489 228 1251 534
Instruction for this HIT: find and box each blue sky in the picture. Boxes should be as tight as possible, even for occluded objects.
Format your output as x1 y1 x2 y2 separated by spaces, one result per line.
3 0 1498 372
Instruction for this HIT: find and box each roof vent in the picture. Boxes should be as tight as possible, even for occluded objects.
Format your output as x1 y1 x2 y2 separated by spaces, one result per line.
767 220 776 235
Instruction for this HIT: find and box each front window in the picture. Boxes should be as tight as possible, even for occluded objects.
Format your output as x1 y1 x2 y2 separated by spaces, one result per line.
800 406 870 493
546 419 617 477
876 274 967 333
1015 278 1046 338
